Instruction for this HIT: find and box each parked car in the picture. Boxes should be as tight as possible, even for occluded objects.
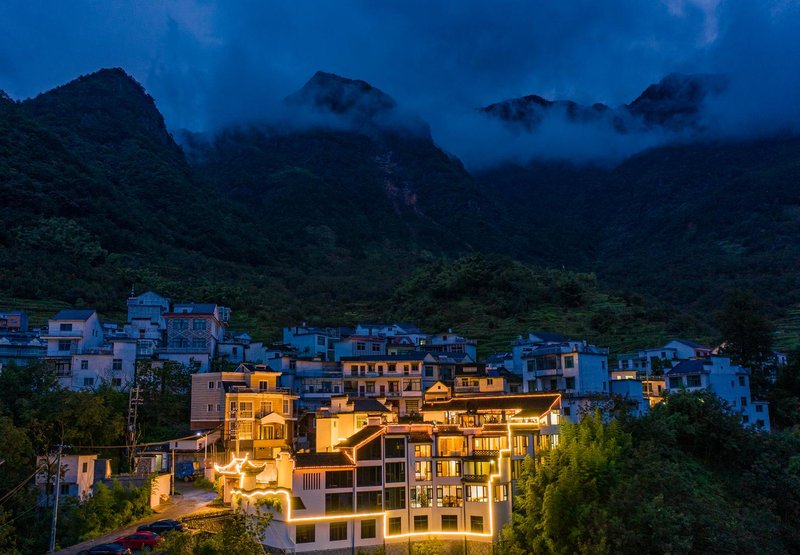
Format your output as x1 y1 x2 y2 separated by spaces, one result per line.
80 544 132 555
137 519 184 534
113 531 162 550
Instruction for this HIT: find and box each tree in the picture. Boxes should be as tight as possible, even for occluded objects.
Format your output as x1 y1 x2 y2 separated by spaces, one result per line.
717 289 773 369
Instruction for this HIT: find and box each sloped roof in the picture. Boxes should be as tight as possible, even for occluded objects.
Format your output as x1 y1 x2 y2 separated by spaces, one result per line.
169 303 217 315
408 431 433 443
671 338 706 349
351 399 391 413
53 309 96 321
527 331 567 343
336 425 383 448
295 452 353 468
422 393 560 414
666 360 711 375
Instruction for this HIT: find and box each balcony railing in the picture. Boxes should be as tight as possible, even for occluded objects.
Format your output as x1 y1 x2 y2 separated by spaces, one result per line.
462 474 489 482
534 367 563 377
43 330 83 338
472 449 499 458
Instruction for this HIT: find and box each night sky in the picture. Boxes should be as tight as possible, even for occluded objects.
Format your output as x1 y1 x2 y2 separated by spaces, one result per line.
2 1 799 164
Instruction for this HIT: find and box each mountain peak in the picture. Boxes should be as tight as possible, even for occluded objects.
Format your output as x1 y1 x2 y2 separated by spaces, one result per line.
626 72 728 129
480 94 611 131
22 67 177 150
286 70 396 117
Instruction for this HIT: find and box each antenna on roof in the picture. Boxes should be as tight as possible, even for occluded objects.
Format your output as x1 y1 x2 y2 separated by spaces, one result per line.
130 284 135 296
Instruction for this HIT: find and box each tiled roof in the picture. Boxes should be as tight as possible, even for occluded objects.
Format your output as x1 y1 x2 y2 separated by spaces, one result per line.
295 452 353 468
408 431 433 443
351 399 391 413
666 360 711 375
336 425 383 448
422 393 560 414
53 309 96 321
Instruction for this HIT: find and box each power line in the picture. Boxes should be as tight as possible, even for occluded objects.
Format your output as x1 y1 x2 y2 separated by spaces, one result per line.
69 426 223 450
0 465 46 506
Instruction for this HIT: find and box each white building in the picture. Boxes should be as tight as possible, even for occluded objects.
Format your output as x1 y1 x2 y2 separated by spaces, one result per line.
36 454 110 505
42 309 104 383
664 356 770 430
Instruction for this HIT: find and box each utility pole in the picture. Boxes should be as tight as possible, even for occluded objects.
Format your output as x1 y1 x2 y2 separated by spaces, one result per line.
48 444 63 554
127 385 143 473
170 445 175 496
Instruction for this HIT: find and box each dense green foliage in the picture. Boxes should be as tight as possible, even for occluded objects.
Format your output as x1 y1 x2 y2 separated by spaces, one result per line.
503 393 800 554
0 362 189 553
156 510 272 555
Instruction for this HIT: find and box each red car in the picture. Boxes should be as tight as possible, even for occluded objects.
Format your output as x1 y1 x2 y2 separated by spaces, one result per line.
112 531 162 550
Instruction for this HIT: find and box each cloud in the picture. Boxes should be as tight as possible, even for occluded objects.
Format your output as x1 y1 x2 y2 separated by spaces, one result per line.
0 0 798 166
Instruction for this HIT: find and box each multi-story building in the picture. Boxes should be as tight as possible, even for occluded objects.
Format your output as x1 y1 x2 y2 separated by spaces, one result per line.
515 335 609 422
453 365 522 395
190 365 298 459
215 393 561 554
664 356 770 430
64 338 137 390
616 339 713 375
0 310 28 331
355 323 427 347
334 335 388 361
42 309 104 380
162 303 227 371
0 332 46 367
35 454 110 505
421 330 478 360
341 353 427 416
124 291 169 357
283 325 345 361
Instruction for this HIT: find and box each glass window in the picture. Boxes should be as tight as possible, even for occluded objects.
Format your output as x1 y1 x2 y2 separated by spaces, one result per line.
739 375 746 387
494 484 508 502
193 319 206 330
436 485 462 507
436 460 461 477
384 487 406 510
58 340 71 352
357 438 382 461
329 521 347 542
385 462 405 483
414 443 431 458
410 485 433 508
441 515 458 531
686 375 701 388
361 519 376 539
470 516 484 533
564 355 575 368
415 460 432 481
414 515 428 531
669 377 683 389
296 524 315 544
326 470 353 489
325 493 353 514
80 360 88 370
357 466 382 487
388 517 401 535
385 438 405 458
565 377 576 390
356 490 382 511
59 323 72 332
112 359 122 370
465 485 488 502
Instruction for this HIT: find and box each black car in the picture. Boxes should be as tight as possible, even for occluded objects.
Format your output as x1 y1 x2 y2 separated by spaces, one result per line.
137 518 184 534
81 544 132 555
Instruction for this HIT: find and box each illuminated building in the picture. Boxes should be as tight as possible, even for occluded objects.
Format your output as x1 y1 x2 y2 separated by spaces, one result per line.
215 393 561 554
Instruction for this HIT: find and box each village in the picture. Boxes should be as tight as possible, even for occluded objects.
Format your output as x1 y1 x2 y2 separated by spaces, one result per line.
0 290 777 553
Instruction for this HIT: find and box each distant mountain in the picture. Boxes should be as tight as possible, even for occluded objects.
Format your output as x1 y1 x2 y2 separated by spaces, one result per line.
481 73 728 134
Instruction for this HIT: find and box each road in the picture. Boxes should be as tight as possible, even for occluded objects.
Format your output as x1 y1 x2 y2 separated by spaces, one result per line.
56 482 218 554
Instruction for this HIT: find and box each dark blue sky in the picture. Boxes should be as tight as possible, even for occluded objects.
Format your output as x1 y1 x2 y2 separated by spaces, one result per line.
1 1 798 164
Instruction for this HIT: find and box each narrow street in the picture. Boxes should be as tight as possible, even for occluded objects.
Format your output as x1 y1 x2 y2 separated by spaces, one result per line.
55 482 218 554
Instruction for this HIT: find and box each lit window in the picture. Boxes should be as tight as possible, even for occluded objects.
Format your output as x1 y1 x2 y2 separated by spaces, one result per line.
441 515 458 531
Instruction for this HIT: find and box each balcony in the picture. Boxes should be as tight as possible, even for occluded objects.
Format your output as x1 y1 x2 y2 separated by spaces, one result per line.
472 449 499 458
534 367 563 378
42 330 83 338
387 390 402 397
462 474 489 482
229 411 254 419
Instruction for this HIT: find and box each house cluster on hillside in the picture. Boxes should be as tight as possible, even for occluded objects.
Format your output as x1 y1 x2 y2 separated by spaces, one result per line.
0 292 776 553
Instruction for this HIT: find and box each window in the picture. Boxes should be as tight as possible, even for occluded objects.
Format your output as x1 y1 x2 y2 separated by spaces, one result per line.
686 375 702 388
58 340 71 352
60 484 70 495
111 378 122 387
303 473 321 490
436 460 461 477
414 515 428 531
80 360 88 370
424 365 434 377
326 470 353 489
466 485 488 502
741 396 748 407
59 323 73 332
669 377 683 389
414 443 431 458
174 319 188 330
410 485 433 508
742 415 750 423
208 381 215 389
385 462 405 483
384 487 406 510
470 516 484 533
564 355 575 368
350 365 358 376
388 517 402 535
216 404 222 412
756 404 764 413
757 419 765 427
356 342 366 351
192 319 206 330
388 364 396 373
366 382 375 393
83 377 94 387
565 377 576 390
441 515 458 531
361 519 376 539
563 406 571 417
296 524 315 543
357 466 382 487
494 484 508 502
325 492 353 514
329 521 347 541
357 438 382 461
82 462 88 473
436 485 462 507
192 338 206 349
415 460 432 481
207 404 213 412
739 375 746 387
317 335 326 346
283 400 291 415
112 359 122 371
372 343 381 352
356 490 382 511
385 438 405 458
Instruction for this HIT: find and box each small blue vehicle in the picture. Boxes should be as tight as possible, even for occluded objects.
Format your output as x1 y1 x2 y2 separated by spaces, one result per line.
174 461 200 482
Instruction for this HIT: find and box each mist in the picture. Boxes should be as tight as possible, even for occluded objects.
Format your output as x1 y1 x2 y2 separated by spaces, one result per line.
0 0 798 168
